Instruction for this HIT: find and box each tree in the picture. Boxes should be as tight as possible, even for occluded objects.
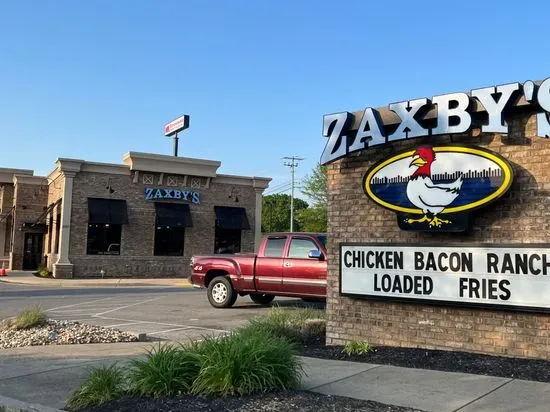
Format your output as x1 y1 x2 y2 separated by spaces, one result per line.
262 194 308 233
301 163 328 207
295 206 327 232
298 164 328 232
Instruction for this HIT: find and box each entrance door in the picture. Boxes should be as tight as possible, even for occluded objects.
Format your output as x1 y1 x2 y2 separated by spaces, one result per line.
23 233 44 270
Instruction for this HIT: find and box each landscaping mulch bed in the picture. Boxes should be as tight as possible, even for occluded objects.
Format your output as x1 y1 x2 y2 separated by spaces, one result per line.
81 390 422 412
299 334 550 383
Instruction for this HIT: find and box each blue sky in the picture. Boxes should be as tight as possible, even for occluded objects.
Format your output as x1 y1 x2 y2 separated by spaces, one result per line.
1 0 548 200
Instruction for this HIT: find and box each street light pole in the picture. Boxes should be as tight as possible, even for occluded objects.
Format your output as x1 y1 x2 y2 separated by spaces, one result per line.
283 156 304 232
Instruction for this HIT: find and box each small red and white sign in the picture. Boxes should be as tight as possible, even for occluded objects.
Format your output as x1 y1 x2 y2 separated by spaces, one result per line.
164 115 189 136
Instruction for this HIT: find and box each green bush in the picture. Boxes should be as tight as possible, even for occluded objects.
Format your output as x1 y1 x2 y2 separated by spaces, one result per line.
12 305 47 330
191 329 303 396
37 266 51 278
128 344 201 397
66 311 309 408
245 305 325 343
342 340 372 356
66 364 126 411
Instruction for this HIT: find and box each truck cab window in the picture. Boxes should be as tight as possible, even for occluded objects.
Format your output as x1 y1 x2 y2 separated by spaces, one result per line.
264 237 286 257
288 238 318 259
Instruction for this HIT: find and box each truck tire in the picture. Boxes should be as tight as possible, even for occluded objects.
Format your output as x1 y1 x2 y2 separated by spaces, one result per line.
207 276 237 308
250 293 275 305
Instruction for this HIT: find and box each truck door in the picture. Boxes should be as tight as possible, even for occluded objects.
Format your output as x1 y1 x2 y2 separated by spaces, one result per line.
254 235 287 293
282 236 326 297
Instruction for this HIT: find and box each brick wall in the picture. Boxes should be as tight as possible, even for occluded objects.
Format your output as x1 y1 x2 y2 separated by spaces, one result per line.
67 171 256 278
326 113 550 360
10 181 48 269
0 184 14 258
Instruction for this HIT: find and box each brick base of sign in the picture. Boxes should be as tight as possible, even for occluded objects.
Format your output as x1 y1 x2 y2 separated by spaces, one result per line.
326 114 550 360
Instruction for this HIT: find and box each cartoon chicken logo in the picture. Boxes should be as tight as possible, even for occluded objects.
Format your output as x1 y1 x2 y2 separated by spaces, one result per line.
364 145 513 232
405 147 463 227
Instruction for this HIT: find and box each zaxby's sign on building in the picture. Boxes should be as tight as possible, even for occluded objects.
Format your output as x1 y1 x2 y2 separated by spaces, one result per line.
324 77 550 360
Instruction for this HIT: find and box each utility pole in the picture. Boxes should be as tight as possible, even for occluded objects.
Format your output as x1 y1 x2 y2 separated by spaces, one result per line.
283 156 304 232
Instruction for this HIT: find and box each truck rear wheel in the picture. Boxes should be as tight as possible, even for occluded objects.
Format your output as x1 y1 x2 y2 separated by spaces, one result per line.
250 293 275 305
207 276 237 308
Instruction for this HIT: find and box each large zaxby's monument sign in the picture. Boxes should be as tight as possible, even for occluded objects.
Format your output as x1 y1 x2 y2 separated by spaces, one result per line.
323 78 550 360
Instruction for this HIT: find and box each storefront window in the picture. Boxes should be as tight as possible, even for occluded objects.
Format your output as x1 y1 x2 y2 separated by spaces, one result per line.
214 228 241 254
87 224 122 255
154 226 185 256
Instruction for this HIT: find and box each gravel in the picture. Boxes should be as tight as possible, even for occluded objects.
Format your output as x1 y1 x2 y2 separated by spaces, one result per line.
0 319 138 348
81 390 423 412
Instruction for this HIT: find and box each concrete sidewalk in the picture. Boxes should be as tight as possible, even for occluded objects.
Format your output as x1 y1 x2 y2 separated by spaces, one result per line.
0 271 192 288
0 342 549 412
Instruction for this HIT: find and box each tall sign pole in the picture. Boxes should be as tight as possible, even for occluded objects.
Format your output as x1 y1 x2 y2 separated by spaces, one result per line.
283 156 304 232
164 115 190 156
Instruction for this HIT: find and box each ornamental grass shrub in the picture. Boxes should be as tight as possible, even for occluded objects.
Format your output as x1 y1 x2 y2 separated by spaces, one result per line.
191 328 303 396
11 305 47 330
66 364 127 411
67 311 309 409
128 343 201 397
342 340 373 356
245 305 326 343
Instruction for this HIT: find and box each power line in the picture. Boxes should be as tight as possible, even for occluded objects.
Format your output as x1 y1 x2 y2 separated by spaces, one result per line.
264 181 291 194
283 156 304 232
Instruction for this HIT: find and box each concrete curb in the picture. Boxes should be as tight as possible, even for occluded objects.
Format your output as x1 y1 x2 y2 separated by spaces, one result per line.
0 395 63 412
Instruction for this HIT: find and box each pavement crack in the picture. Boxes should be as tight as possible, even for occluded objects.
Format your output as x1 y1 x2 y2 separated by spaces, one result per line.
0 360 111 381
452 378 514 412
305 364 383 391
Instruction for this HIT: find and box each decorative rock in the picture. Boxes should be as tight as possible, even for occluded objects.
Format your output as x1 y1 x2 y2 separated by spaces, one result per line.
0 319 139 349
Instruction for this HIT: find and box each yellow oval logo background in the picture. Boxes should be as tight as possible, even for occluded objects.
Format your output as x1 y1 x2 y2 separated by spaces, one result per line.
363 146 514 215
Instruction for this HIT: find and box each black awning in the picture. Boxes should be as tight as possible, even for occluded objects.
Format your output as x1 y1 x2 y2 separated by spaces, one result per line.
88 198 129 224
215 206 250 230
155 203 193 227
30 200 60 227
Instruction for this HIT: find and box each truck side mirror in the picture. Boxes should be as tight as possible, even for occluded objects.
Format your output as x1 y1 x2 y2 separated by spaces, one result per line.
308 250 324 260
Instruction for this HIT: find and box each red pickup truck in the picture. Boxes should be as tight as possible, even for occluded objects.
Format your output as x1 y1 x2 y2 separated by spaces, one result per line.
190 232 327 308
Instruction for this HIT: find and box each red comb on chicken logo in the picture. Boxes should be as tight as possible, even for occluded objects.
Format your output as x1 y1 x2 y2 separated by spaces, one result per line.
363 145 514 232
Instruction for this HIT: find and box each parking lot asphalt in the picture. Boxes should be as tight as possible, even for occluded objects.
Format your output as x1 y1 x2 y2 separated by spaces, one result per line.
0 283 316 342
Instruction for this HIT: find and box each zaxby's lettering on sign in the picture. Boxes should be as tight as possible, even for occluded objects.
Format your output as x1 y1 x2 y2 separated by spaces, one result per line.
340 244 550 313
363 145 513 232
321 78 550 165
145 187 200 204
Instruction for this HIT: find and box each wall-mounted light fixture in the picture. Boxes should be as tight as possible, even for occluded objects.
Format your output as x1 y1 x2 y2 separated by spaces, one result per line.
106 178 115 194
228 187 239 203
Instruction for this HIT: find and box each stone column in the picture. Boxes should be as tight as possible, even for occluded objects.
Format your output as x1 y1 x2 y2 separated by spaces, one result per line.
53 172 75 278
254 187 264 252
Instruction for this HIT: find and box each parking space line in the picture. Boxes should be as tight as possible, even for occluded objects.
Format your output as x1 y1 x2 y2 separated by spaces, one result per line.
94 297 163 316
95 315 228 332
46 297 114 311
95 315 189 328
103 321 144 328
48 308 109 313
147 327 191 335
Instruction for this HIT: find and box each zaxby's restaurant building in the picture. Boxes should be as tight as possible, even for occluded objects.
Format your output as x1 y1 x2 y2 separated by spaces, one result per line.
322 77 550 359
0 152 270 278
